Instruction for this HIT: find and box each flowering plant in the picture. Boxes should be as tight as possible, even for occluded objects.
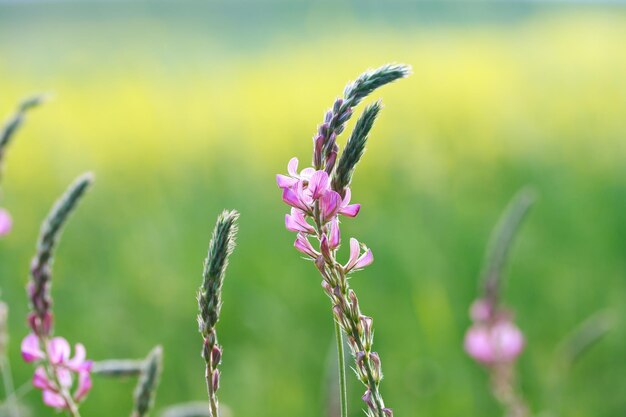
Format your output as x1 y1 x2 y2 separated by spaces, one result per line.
277 64 410 417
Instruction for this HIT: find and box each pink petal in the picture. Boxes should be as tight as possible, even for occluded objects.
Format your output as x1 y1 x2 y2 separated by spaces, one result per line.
342 188 352 205
0 208 12 236
66 343 87 371
33 366 53 390
286 214 308 233
43 390 67 409
21 333 45 362
464 325 493 364
287 157 299 177
492 321 525 361
345 238 360 271
320 190 342 223
299 167 315 181
328 217 340 249
339 204 361 218
282 187 309 212
276 174 297 189
74 371 92 403
470 299 493 322
320 234 331 260
56 368 73 389
47 337 70 365
285 208 314 234
308 171 329 199
294 234 319 259
464 321 525 365
353 249 374 270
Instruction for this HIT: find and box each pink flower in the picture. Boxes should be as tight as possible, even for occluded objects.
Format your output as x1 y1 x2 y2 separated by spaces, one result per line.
464 320 525 365
320 190 342 223
294 233 320 259
285 208 315 234
470 299 494 322
276 157 315 189
0 208 12 236
328 217 340 249
282 181 313 213
343 238 374 272
307 171 330 200
338 188 360 218
21 333 93 409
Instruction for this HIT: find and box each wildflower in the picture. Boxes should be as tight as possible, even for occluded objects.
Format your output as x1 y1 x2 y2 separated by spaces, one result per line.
464 313 525 365
22 334 93 409
276 64 410 417
343 238 374 273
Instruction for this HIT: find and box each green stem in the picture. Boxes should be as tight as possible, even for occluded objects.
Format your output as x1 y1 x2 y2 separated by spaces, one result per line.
205 365 219 417
334 319 348 417
1 358 20 417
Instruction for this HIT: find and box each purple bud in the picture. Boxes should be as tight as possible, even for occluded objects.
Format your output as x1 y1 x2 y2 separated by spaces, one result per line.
315 256 327 276
211 346 222 366
319 123 329 138
325 151 337 174
348 290 359 316
325 109 334 123
370 352 381 381
383 408 393 417
332 286 343 302
320 234 332 262
470 298 493 322
337 107 353 124
370 352 381 368
333 98 344 114
212 369 220 392
360 315 373 343
321 280 333 297
362 390 375 410
332 305 345 323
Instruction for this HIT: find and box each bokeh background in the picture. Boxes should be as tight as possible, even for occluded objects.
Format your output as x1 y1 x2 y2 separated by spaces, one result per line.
1 2 626 416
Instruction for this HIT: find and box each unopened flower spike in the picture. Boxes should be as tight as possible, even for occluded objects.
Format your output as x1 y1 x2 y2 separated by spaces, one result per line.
277 64 410 417
464 187 536 417
0 94 48 237
22 172 95 416
131 346 163 417
197 210 239 417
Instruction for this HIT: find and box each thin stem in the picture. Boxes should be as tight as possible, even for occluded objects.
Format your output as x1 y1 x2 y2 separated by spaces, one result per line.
205 365 219 417
1 358 20 417
334 319 348 417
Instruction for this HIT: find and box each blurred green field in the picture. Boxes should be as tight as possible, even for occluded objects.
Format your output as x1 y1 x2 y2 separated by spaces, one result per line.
1 3 626 417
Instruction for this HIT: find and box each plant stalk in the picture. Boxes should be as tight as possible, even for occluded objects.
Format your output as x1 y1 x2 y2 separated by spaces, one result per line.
334 319 348 417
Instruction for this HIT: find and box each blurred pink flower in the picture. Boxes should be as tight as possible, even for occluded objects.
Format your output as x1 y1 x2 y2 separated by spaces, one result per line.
0 208 12 236
464 319 525 365
21 333 93 409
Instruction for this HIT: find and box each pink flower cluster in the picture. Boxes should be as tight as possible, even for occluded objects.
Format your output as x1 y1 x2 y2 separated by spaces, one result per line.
464 299 525 365
21 333 92 409
0 207 12 236
277 157 373 270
